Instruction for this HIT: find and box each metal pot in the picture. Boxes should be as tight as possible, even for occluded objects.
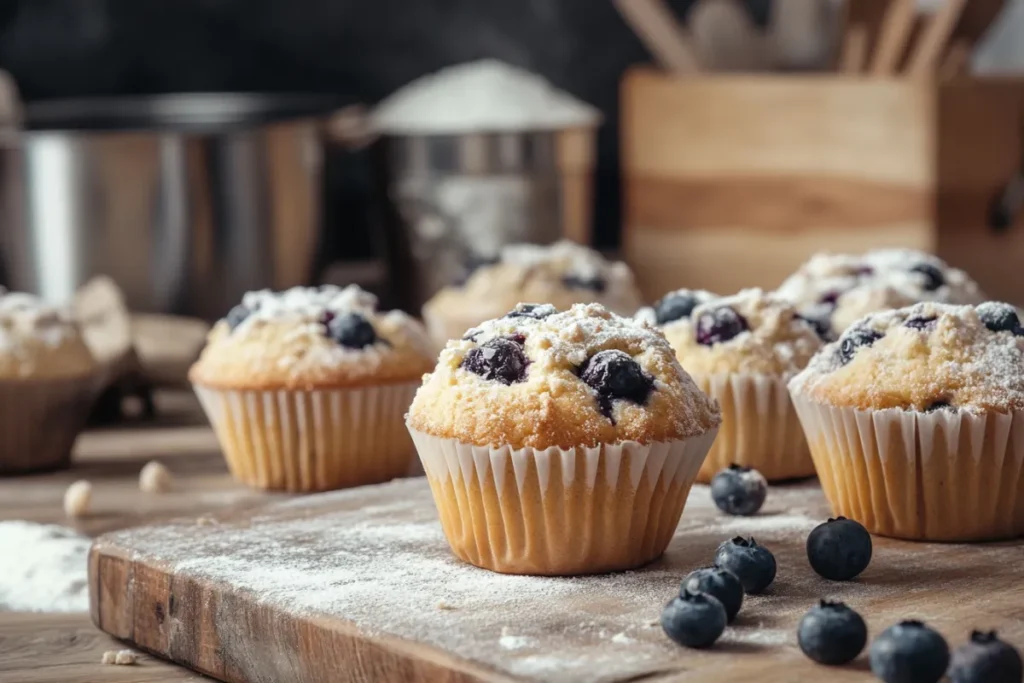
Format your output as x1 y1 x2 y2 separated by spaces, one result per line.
0 74 352 319
373 126 598 313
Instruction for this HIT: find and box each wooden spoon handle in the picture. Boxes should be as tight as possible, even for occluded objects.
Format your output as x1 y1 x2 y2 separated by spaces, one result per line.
870 0 917 75
614 0 701 74
905 0 968 76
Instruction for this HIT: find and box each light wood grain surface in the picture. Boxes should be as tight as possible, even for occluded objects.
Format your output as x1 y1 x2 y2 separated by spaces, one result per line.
0 392 271 682
621 68 933 298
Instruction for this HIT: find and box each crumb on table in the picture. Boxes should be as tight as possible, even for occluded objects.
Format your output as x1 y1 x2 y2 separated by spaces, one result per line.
63 480 92 518
139 461 173 493
101 649 137 665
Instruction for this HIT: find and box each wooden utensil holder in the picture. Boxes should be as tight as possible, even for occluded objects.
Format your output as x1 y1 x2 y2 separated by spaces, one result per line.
622 67 1024 303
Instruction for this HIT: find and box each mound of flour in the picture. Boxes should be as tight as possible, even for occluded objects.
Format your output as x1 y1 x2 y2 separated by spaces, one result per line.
0 521 90 612
371 59 600 134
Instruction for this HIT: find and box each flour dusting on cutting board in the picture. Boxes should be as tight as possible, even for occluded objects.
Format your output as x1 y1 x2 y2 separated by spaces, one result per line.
0 521 90 612
97 477 1021 682
96 480 821 680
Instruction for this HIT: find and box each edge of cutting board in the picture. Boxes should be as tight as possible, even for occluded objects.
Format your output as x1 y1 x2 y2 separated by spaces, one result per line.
88 537 517 683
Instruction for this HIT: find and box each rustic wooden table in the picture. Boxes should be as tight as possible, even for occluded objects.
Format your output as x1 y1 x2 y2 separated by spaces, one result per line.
0 392 270 683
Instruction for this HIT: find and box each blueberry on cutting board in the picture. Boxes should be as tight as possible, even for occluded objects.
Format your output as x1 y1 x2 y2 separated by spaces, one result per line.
797 600 868 666
714 537 776 595
806 516 872 581
870 620 950 683
681 566 744 623
948 630 1023 683
710 464 767 516
661 589 727 649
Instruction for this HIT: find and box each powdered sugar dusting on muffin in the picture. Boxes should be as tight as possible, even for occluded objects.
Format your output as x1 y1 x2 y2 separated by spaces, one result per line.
777 249 985 340
408 303 721 449
790 301 1024 413
422 242 644 344
241 285 375 325
655 289 822 378
0 290 96 379
189 285 434 390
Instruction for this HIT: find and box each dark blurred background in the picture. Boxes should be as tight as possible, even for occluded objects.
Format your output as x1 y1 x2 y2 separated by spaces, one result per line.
0 0 772 259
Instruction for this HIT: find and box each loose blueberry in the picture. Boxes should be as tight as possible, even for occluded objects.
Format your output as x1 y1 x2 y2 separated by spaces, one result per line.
461 337 529 385
806 516 872 581
327 312 378 349
854 265 875 277
797 600 868 666
838 328 883 365
710 464 767 517
225 304 251 330
904 315 937 330
696 307 749 346
579 349 654 418
561 274 606 293
505 303 557 320
977 302 1023 335
910 263 945 291
681 567 744 623
654 291 702 325
870 620 950 683
714 537 776 594
660 589 728 649
949 630 1024 683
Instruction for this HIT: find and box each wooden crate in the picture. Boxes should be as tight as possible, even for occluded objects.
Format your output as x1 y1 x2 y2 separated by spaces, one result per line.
621 67 1024 304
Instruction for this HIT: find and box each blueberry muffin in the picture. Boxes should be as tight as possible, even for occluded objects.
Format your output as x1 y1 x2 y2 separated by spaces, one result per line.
0 291 99 473
190 285 434 492
777 248 984 340
407 302 721 575
789 301 1024 541
640 288 822 482
421 240 643 347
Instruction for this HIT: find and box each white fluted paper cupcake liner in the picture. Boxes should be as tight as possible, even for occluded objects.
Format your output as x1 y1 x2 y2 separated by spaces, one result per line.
0 375 99 475
791 392 1024 541
407 426 718 575
693 373 813 483
194 382 419 492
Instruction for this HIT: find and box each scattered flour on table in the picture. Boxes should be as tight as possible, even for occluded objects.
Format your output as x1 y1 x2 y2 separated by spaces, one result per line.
370 59 600 134
0 521 90 612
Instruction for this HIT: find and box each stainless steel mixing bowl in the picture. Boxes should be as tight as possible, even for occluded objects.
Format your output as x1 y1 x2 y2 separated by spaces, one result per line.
0 87 348 319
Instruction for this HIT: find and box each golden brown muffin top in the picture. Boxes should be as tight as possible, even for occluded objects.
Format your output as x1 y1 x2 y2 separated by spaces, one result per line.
422 241 643 331
776 248 985 338
189 285 434 391
0 291 96 380
407 302 721 449
640 289 821 378
789 301 1024 413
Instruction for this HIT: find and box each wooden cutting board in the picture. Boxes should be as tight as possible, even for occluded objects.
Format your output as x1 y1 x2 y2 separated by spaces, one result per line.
89 478 1024 683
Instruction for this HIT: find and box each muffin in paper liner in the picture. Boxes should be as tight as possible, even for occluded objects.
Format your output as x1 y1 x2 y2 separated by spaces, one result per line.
408 426 718 576
693 373 813 484
0 376 99 474
194 382 419 492
791 393 1024 542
